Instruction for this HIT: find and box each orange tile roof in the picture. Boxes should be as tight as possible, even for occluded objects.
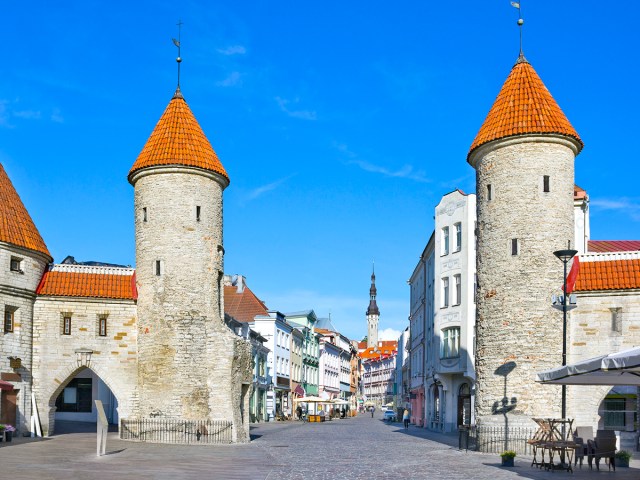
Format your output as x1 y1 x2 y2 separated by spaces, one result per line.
574 255 640 292
359 342 398 361
574 185 587 200
0 163 51 258
36 265 136 299
468 58 583 159
128 88 229 183
224 285 268 323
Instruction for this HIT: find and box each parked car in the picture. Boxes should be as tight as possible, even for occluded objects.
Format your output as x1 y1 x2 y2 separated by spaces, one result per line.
383 410 397 422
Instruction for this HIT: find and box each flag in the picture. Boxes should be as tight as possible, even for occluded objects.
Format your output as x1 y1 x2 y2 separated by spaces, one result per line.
511 1 520 8
564 256 580 293
172 38 180 47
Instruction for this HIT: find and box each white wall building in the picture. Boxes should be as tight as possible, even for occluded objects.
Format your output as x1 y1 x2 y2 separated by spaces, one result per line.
251 311 292 420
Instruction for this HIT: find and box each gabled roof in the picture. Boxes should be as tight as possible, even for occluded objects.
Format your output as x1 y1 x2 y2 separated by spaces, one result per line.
468 58 583 161
36 264 137 300
0 163 51 258
224 285 268 323
575 252 640 292
588 241 640 253
128 88 229 184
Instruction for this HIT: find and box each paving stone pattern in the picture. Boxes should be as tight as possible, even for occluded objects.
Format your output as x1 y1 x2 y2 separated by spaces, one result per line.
1 413 639 479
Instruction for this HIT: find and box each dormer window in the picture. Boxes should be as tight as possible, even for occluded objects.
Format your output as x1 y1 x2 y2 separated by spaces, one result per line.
10 257 22 273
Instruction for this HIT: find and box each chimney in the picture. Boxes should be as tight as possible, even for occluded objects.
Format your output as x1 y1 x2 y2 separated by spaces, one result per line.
235 275 245 293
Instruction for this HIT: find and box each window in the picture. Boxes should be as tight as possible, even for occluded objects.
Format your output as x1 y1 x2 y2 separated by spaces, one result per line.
442 227 450 256
143 207 148 222
196 206 201 222
442 278 449 308
98 316 107 337
611 308 622 333
543 175 550 193
454 274 462 306
487 184 492 201
441 327 460 359
602 397 634 431
63 316 72 335
155 260 162 276
4 308 15 333
511 238 519 256
454 223 462 252
10 257 22 272
55 378 93 412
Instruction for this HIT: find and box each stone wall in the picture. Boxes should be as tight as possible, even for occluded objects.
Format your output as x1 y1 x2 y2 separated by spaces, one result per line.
472 136 579 424
31 296 138 436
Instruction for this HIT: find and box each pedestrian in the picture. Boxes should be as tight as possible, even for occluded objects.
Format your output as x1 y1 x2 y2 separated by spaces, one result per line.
403 408 410 429
296 405 302 421
371 406 375 418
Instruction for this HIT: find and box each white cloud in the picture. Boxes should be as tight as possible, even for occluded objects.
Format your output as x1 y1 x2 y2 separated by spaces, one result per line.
13 110 41 120
592 198 640 221
275 96 317 121
245 174 295 201
349 159 430 183
50 108 64 123
378 327 402 341
217 45 246 55
216 71 242 87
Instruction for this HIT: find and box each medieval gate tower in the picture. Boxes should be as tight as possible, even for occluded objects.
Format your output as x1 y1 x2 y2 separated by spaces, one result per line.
128 86 252 441
468 53 583 427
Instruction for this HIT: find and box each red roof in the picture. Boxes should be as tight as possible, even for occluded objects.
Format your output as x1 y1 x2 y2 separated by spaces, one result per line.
588 241 640 253
575 255 640 292
359 341 398 361
224 285 268 323
129 89 229 183
468 58 582 160
37 265 136 300
0 163 51 258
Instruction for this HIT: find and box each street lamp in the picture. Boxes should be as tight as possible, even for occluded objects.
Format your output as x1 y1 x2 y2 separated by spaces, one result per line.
553 246 578 421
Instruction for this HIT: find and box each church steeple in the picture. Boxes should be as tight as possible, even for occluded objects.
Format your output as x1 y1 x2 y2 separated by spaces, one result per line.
366 265 379 348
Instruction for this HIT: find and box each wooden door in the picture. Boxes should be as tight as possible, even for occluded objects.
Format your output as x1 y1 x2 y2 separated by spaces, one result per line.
1 390 18 426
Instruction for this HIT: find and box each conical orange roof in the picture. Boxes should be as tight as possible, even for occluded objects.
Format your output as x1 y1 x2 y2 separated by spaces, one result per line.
128 89 229 183
0 163 51 258
468 57 583 161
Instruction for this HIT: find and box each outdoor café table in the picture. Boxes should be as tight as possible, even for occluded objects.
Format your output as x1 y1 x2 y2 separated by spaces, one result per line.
545 441 580 473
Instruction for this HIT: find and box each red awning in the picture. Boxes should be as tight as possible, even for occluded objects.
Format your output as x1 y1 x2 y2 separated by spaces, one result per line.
294 385 305 397
0 380 14 391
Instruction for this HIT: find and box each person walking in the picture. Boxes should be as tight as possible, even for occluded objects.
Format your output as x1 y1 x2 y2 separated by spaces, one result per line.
403 408 410 429
370 406 375 418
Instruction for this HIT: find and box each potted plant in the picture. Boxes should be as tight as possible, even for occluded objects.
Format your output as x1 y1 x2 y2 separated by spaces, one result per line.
4 424 15 442
500 450 517 467
616 450 632 468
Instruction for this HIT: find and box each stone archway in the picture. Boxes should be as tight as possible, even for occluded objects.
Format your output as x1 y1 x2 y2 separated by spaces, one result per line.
38 361 127 436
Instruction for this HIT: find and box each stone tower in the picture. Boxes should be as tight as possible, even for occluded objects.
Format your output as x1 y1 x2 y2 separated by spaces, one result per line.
128 86 252 442
468 54 583 426
366 267 380 348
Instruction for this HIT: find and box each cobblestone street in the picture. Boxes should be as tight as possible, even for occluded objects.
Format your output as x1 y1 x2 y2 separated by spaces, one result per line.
1 413 639 479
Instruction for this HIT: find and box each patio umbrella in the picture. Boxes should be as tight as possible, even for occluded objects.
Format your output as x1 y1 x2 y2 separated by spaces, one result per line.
536 347 640 386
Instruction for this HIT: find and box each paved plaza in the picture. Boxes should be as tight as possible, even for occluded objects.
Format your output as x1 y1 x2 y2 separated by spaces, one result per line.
1 413 639 479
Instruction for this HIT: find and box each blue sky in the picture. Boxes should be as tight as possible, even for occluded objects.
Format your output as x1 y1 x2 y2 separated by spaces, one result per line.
2 1 638 342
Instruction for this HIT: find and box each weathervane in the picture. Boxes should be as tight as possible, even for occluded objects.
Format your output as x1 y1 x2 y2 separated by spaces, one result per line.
172 20 183 88
511 1 524 59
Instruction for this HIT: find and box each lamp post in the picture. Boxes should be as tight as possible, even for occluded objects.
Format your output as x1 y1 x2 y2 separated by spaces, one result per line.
553 246 578 421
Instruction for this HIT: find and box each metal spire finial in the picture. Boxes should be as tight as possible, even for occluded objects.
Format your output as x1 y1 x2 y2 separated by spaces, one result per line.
172 20 183 90
511 2 525 61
